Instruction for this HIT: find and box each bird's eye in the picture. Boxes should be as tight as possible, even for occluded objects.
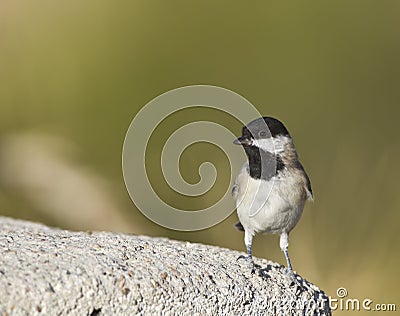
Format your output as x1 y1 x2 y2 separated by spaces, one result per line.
259 131 267 137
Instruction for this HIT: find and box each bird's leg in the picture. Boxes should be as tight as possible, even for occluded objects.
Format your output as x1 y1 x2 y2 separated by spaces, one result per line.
280 232 293 274
246 244 252 261
283 249 293 271
237 230 259 271
244 229 254 263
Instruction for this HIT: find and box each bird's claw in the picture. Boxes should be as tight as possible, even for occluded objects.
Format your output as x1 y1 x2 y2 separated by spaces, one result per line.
236 254 248 261
282 266 296 279
237 255 261 274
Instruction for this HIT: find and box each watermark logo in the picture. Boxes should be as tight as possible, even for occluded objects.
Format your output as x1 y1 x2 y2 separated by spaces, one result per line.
122 85 275 231
263 287 396 314
330 287 396 312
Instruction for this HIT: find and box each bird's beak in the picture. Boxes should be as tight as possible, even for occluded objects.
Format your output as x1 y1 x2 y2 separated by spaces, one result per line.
233 136 252 146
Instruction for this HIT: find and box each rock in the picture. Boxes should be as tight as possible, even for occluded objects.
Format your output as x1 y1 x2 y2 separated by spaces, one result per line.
0 217 331 315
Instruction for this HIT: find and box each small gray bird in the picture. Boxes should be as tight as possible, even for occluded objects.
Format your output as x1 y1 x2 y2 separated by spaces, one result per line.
232 117 313 272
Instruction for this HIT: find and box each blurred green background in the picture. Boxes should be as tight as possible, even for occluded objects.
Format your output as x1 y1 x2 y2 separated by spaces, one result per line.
1 1 399 313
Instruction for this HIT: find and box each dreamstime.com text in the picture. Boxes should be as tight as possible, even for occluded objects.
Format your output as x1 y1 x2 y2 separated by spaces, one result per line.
330 287 396 312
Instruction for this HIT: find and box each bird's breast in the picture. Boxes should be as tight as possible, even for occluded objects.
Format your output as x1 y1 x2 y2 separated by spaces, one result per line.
234 165 306 234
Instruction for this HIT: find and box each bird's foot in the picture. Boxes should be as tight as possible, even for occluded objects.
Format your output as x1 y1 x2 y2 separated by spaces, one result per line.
282 266 305 288
282 266 298 284
237 255 260 274
236 254 248 261
283 267 294 277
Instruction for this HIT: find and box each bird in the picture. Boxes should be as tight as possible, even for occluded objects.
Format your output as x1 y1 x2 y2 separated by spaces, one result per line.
232 116 313 273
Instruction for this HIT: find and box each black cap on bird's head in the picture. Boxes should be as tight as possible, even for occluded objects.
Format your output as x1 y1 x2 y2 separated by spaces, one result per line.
233 117 290 146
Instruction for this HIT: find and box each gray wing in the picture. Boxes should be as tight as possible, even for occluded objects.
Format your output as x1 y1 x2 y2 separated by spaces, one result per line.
234 221 244 231
296 161 313 200
231 162 248 199
232 179 244 232
231 181 239 199
232 163 247 232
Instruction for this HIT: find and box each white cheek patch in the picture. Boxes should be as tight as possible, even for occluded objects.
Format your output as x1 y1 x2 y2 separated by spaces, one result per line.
252 138 284 154
273 138 285 153
252 138 274 152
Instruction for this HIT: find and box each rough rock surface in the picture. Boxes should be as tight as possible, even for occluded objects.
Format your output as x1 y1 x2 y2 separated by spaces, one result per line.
0 217 331 315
